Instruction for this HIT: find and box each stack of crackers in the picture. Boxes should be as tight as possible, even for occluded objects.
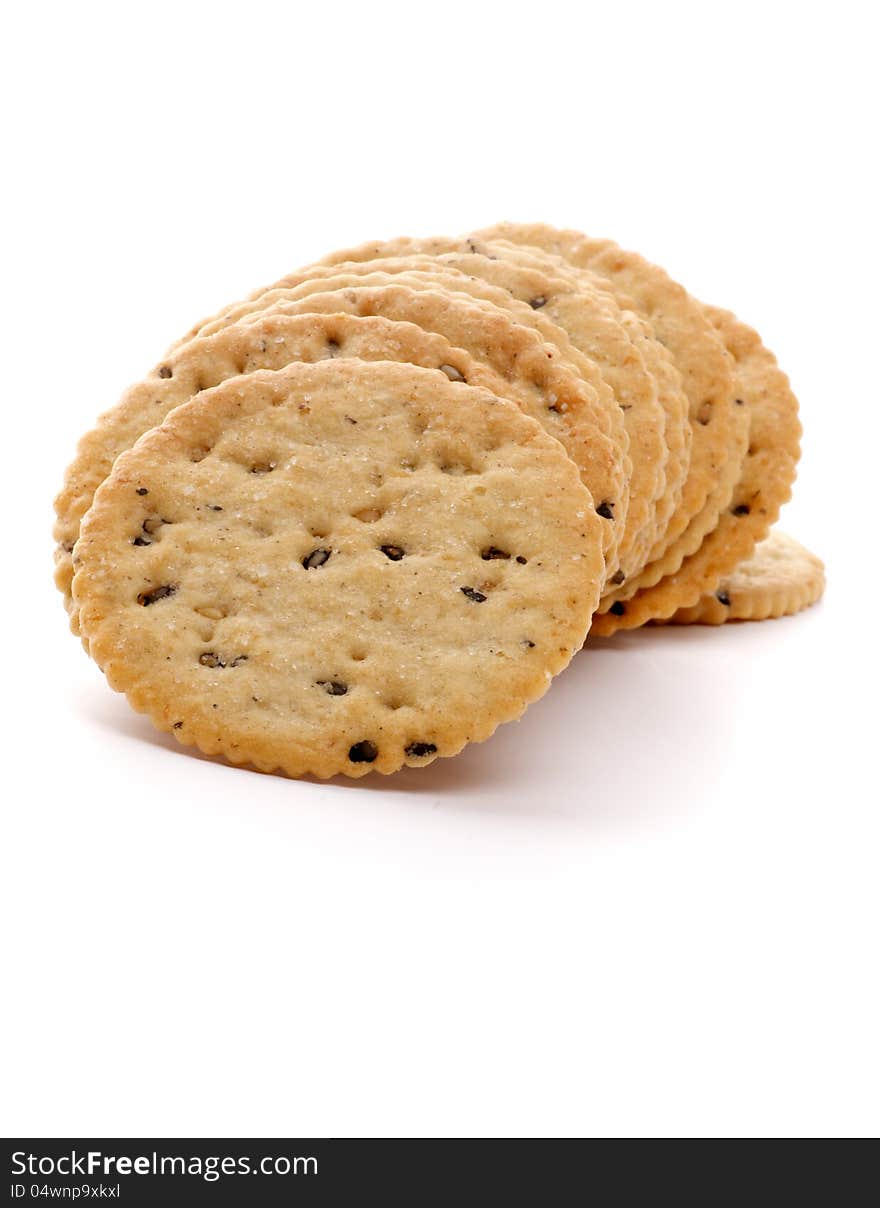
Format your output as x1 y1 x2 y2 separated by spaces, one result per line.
55 224 824 778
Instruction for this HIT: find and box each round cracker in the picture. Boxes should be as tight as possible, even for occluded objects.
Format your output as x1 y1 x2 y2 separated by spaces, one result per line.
659 531 824 624
73 360 604 779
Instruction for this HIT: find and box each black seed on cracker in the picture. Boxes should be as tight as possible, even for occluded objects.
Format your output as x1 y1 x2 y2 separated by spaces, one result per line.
157 365 172 379
137 584 176 606
734 398 745 406
199 652 225 668
380 544 405 561
466 237 495 257
481 546 510 560
609 601 626 616
461 586 487 602
405 742 437 758
716 591 731 606
732 504 751 516
303 548 331 569
251 461 277 475
136 487 149 496
528 295 548 309
516 555 528 565
173 721 183 729
132 536 151 546
229 655 248 667
523 639 536 648
596 500 614 520
208 504 223 511
610 569 626 585
349 740 378 763
317 680 348 696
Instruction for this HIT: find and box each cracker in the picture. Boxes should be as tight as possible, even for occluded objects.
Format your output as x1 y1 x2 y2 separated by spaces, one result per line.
55 310 599 619
180 280 631 575
72 360 604 778
659 531 824 624
591 306 801 632
473 223 747 591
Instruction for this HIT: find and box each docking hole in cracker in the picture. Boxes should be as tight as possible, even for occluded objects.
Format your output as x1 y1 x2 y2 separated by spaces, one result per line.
72 360 604 779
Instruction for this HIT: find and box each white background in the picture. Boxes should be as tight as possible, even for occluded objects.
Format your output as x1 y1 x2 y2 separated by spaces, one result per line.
3 1 878 1138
